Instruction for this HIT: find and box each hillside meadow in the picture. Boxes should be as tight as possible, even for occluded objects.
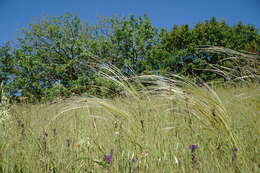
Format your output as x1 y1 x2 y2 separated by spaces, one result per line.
0 76 259 173
0 13 259 173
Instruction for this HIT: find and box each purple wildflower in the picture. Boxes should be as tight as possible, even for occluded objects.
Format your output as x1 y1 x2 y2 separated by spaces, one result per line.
104 155 113 164
189 144 199 167
103 150 114 164
189 144 199 152
231 146 238 168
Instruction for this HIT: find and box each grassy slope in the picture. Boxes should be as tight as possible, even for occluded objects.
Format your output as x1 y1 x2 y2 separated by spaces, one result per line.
0 84 259 173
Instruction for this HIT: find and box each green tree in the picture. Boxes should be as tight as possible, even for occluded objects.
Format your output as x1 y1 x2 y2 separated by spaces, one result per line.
13 13 97 100
1 15 259 101
0 42 15 84
95 15 158 74
158 17 260 81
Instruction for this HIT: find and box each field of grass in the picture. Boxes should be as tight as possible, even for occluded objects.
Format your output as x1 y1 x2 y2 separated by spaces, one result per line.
0 77 259 172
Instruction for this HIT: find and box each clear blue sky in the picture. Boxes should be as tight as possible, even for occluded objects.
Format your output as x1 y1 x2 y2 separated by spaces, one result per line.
1 0 259 46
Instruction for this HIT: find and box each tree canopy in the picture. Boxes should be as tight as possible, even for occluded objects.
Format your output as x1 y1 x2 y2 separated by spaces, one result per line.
1 14 259 102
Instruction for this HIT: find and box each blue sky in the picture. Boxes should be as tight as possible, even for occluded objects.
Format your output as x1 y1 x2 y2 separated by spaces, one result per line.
0 0 259 45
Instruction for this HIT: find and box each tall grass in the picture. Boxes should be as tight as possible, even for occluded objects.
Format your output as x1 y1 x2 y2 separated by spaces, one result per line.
0 47 259 172
196 46 260 82
0 71 259 173
0 82 10 125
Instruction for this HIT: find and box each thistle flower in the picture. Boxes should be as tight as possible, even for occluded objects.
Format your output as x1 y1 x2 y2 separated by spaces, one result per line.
189 144 199 167
189 144 199 152
104 155 113 164
103 150 114 164
231 146 238 168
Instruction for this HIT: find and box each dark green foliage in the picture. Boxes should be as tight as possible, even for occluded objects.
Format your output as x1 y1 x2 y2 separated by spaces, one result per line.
158 17 259 81
93 15 158 74
0 14 259 102
0 42 14 84
9 13 97 101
